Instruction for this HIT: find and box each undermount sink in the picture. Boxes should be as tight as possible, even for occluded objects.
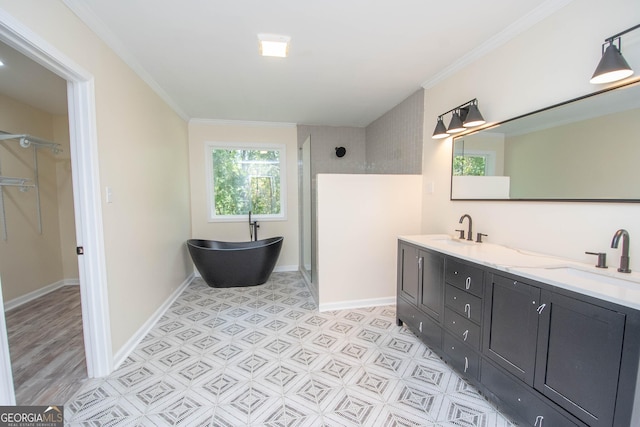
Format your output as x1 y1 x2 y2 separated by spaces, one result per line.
425 236 476 245
542 266 640 288
438 238 476 246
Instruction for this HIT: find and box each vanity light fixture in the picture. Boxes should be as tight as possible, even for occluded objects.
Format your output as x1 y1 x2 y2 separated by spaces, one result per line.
590 24 639 84
258 33 291 58
432 98 486 139
447 111 466 134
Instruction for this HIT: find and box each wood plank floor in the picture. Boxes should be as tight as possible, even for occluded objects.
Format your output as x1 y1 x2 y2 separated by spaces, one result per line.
5 285 87 405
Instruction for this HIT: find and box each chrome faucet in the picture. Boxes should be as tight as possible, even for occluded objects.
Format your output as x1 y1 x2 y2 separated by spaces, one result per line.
459 214 473 241
611 229 631 273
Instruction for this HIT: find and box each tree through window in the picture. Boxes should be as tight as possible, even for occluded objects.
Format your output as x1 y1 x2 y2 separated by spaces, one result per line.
206 142 286 221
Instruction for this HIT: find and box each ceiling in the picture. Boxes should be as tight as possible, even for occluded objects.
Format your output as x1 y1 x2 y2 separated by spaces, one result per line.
0 40 67 116
1 0 569 126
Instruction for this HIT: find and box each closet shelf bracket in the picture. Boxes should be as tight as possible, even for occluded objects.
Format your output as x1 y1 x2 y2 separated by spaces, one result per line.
0 132 62 154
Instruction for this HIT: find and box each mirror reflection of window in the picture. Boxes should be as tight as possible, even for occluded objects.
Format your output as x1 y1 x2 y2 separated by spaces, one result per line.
450 80 640 201
453 152 495 176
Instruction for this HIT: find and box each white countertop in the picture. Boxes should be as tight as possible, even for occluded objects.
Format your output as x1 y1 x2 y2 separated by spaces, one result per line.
399 234 640 311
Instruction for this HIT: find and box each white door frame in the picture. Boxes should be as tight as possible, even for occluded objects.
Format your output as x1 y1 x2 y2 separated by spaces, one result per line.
0 7 112 405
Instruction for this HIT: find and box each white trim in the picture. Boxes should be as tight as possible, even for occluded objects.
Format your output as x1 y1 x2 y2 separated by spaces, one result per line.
190 118 297 128
62 0 189 121
4 279 80 311
113 274 194 370
0 6 113 385
68 79 113 378
319 296 396 313
421 0 574 89
0 277 15 405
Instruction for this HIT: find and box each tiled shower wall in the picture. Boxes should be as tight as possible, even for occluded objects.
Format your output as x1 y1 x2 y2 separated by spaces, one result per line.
296 125 367 175
365 89 424 174
296 88 424 176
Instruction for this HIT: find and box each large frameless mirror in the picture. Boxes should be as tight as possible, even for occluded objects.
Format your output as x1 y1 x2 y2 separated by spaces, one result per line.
451 79 640 201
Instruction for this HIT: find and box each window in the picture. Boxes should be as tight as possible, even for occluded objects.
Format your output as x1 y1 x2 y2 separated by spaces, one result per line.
453 150 496 176
205 142 286 221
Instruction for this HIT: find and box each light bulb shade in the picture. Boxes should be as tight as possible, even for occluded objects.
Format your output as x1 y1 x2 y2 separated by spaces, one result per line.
590 43 634 84
432 117 449 139
463 104 485 128
447 111 465 133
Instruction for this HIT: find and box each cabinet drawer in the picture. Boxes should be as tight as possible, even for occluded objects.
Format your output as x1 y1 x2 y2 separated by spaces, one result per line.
445 258 484 297
444 307 480 350
445 284 482 324
482 360 584 427
443 333 480 381
397 297 442 350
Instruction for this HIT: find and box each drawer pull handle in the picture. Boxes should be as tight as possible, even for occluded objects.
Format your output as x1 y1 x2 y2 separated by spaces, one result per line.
464 356 469 373
537 304 547 314
418 257 423 269
464 303 471 319
419 321 423 332
465 277 471 289
463 330 469 341
534 415 544 426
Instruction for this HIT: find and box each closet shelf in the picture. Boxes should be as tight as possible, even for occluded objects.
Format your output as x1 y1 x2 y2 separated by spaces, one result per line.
0 176 34 190
0 131 62 154
0 131 62 241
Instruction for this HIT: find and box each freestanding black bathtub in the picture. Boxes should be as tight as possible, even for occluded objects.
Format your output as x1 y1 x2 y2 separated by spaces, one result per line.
187 237 283 288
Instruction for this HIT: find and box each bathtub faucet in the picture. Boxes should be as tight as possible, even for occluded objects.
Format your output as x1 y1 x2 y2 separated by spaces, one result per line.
249 211 259 241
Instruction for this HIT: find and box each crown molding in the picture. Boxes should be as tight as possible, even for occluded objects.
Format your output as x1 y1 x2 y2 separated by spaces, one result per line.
422 0 574 89
62 0 190 121
189 118 297 128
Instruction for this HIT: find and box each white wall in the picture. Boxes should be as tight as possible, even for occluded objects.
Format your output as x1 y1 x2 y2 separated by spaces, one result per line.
317 174 422 310
0 1 192 355
422 0 640 267
188 120 299 270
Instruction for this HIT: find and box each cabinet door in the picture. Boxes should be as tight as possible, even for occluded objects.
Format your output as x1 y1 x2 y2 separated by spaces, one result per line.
398 243 419 304
534 291 625 427
418 250 444 322
483 275 541 385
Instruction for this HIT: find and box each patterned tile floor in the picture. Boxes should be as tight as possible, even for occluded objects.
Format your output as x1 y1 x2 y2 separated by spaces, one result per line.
65 272 517 426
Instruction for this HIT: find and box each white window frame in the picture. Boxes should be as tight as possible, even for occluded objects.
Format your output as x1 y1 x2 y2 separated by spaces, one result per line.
205 141 287 222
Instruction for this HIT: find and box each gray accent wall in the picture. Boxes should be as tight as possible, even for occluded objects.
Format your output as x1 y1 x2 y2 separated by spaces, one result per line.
365 89 424 174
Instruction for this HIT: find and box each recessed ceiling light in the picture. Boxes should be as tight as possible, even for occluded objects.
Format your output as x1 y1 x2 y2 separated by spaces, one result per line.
0 59 4 67
257 33 290 58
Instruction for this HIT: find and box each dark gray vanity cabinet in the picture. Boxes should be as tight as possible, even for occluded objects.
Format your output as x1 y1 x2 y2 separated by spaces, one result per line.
396 241 444 350
483 272 635 427
418 249 444 322
483 275 541 385
534 291 625 427
442 258 484 381
396 239 640 427
397 241 443 322
398 243 420 305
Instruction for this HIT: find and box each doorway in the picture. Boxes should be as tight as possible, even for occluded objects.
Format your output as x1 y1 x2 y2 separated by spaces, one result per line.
0 9 112 405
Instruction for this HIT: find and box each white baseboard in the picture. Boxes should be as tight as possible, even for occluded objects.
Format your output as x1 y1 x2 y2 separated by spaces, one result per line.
319 296 396 312
113 273 195 370
4 278 80 311
273 264 298 272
